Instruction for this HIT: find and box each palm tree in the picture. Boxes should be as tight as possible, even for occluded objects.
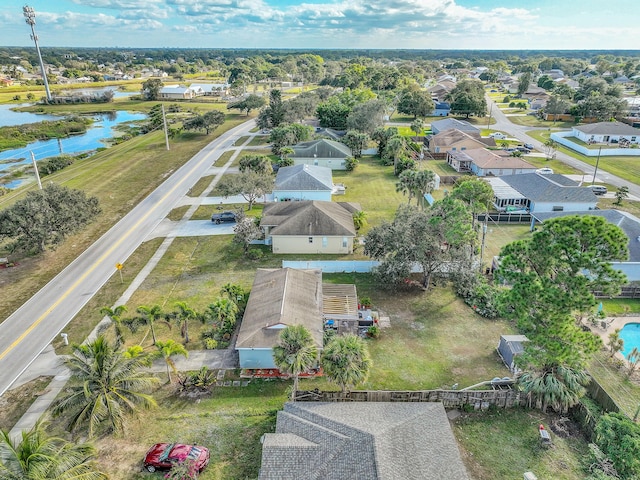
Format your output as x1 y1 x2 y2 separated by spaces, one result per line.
99 305 128 346
205 298 239 333
410 118 424 136
627 347 640 378
52 335 159 437
517 366 589 413
155 340 188 383
352 210 367 231
135 304 170 345
172 301 198 344
607 329 624 357
321 334 372 392
396 169 417 204
272 325 318 401
0 420 107 479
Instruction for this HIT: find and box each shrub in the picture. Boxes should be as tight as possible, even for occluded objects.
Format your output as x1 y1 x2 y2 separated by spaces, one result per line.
38 155 74 175
247 248 263 260
366 325 380 338
454 271 500 318
203 338 218 350
345 156 359 171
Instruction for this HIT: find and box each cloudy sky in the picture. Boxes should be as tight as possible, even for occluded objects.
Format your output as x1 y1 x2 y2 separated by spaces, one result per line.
1 0 638 50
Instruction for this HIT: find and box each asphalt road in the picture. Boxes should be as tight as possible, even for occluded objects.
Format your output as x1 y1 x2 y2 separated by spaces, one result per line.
486 95 640 197
0 119 255 397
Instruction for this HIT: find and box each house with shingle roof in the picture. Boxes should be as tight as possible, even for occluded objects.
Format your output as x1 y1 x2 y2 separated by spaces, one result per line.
572 121 640 144
259 401 470 480
430 118 479 135
531 210 640 280
236 268 359 370
447 148 537 176
273 164 334 201
290 139 352 170
261 200 359 254
487 173 598 213
427 129 496 154
236 268 324 370
159 84 199 99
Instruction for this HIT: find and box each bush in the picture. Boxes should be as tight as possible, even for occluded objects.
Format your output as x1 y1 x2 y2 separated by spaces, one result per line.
203 338 218 350
454 271 500 318
345 156 359 171
247 248 264 260
38 155 74 175
594 412 640 478
366 325 380 338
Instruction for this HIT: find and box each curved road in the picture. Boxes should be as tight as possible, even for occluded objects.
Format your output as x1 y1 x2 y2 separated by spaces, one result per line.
486 95 640 197
0 119 255 397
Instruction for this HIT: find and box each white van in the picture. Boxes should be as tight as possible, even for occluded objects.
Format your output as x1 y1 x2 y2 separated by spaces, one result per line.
589 185 607 195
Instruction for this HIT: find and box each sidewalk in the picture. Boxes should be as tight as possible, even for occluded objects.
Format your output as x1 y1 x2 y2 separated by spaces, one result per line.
6 127 253 440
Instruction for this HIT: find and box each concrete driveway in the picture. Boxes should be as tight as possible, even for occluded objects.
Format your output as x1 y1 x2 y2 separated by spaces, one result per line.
149 219 236 239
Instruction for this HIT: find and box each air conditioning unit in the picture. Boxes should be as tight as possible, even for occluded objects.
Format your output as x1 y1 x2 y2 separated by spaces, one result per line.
524 473 537 480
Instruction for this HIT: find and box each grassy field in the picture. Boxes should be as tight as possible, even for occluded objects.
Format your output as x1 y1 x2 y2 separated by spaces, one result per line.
0 108 252 324
588 350 640 418
529 129 640 186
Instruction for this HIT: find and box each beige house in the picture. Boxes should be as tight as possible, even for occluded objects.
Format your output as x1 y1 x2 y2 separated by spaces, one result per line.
447 148 537 176
261 201 359 254
427 129 496 154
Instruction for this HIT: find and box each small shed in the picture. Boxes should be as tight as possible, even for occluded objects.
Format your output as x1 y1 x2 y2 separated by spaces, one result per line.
497 335 528 373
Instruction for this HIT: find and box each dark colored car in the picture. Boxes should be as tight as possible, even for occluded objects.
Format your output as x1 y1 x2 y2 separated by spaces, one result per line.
523 143 534 150
211 211 236 224
143 443 210 474
516 146 531 153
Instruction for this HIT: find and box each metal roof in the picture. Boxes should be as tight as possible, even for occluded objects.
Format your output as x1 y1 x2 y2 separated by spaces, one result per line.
485 177 526 200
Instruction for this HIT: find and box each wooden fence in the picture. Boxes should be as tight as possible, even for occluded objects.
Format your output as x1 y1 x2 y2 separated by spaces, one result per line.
477 213 532 224
294 389 526 409
594 285 640 299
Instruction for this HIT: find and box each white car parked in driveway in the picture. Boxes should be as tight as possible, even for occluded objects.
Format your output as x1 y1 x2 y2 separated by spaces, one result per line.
489 132 507 139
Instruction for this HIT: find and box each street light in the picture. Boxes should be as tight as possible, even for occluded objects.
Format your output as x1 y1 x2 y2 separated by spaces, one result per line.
591 146 602 186
23 5 52 102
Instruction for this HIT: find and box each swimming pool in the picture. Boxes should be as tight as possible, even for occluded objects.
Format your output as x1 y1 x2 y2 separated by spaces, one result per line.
620 323 640 358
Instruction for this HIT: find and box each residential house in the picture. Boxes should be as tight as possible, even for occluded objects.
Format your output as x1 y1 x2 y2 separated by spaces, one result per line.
427 129 495 154
430 101 451 117
236 268 324 370
572 122 640 144
236 268 359 370
430 118 479 135
273 164 334 201
544 69 565 80
532 209 640 281
486 173 598 213
290 139 352 170
159 85 200 99
447 148 537 176
260 201 359 254
189 83 230 96
259 401 470 480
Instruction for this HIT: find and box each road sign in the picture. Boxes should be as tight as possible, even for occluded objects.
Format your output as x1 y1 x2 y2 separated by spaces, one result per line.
115 263 123 270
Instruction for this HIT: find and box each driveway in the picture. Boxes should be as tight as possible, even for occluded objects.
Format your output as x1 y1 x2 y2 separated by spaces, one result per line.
149 219 236 239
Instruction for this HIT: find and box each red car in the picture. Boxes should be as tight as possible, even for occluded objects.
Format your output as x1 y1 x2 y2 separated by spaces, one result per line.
143 443 210 474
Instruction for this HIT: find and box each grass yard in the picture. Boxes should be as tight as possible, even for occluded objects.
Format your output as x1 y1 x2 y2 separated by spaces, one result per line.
455 408 589 480
332 156 406 231
248 135 271 146
55 380 288 480
529 129 640 186
0 376 53 431
480 224 532 265
507 116 575 128
588 351 640 418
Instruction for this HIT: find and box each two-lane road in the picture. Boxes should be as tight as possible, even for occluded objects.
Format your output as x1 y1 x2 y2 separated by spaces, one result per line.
0 119 255 397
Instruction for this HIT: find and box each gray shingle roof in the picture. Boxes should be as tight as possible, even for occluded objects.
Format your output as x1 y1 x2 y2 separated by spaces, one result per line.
500 173 597 203
235 268 324 350
259 402 469 480
532 210 640 262
574 121 640 136
261 201 358 237
275 164 333 192
292 139 352 159
430 118 479 134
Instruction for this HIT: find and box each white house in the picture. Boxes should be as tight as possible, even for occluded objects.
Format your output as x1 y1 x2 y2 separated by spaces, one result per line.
273 164 334 202
572 122 640 144
159 85 200 99
290 139 352 170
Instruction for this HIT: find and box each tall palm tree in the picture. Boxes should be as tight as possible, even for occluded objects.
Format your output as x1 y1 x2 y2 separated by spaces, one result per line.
135 304 170 345
155 340 188 383
517 366 589 413
0 420 107 479
99 305 128 346
172 301 198 344
321 334 372 392
272 325 318 401
352 210 367 231
51 335 159 437
205 298 239 333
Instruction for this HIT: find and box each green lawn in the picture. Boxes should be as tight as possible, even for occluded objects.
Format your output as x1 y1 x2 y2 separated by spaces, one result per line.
529 129 640 186
588 351 640 418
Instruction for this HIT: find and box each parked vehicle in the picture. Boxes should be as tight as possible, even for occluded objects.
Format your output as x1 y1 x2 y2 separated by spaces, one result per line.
489 132 507 139
523 143 534 150
516 146 531 153
589 185 607 195
143 443 210 473
535 168 554 175
211 211 236 224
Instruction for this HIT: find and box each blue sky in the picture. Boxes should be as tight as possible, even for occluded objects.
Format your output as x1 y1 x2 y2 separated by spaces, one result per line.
0 0 638 50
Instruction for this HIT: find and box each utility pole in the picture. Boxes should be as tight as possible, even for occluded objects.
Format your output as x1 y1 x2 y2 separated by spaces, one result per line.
592 146 602 185
161 104 170 151
479 214 488 273
23 6 52 103
30 151 42 190
486 102 493 129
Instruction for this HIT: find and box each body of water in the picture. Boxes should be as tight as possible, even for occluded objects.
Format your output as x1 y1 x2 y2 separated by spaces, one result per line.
620 322 640 357
0 110 146 187
0 103 59 128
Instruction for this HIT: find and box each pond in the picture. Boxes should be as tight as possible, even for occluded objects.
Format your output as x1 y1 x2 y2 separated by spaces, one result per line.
0 103 59 128
0 110 146 188
620 322 640 357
